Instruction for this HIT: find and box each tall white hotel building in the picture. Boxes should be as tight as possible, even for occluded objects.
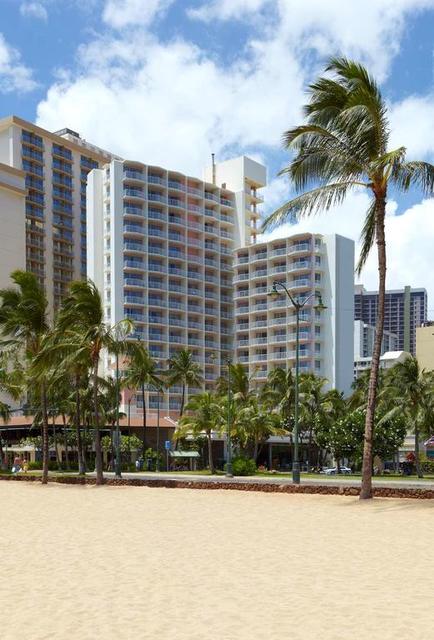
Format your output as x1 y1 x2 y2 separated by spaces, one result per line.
87 154 355 412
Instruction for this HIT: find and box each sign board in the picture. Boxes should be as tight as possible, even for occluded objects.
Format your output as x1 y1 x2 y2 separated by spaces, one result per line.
164 440 171 451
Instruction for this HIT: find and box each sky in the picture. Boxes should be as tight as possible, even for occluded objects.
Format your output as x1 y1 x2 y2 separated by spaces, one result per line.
2 0 434 313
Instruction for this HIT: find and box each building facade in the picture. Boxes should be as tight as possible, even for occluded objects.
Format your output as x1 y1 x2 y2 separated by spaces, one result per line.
416 322 434 372
0 116 115 311
354 350 411 379
87 156 266 412
233 233 355 394
0 162 26 289
354 284 427 355
354 320 398 359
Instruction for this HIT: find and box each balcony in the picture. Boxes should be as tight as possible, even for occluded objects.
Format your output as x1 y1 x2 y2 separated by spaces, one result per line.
252 337 268 345
168 180 185 191
22 132 43 148
252 269 267 278
125 312 146 322
124 278 145 287
288 243 312 254
271 352 287 360
148 297 166 308
148 227 166 238
22 146 43 162
123 224 145 234
234 273 249 282
169 232 184 242
124 242 144 252
149 280 164 289
271 265 287 274
148 263 166 273
220 197 234 207
148 192 165 202
124 206 144 218
124 295 144 304
252 252 267 262
148 245 165 255
289 260 311 272
124 189 144 198
169 216 184 226
148 175 165 185
148 209 166 221
124 170 144 180
270 247 287 257
168 197 183 207
188 203 202 213
290 279 312 288
204 192 219 202
124 259 144 270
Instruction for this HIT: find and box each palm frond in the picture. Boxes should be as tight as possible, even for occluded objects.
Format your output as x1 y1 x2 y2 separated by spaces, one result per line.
356 198 377 274
392 161 434 194
261 181 355 231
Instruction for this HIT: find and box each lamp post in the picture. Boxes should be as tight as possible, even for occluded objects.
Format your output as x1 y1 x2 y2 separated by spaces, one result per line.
114 350 122 479
268 281 326 484
156 386 161 472
226 358 233 478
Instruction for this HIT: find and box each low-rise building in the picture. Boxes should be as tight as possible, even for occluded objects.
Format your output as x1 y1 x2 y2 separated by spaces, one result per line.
354 350 411 379
416 322 434 372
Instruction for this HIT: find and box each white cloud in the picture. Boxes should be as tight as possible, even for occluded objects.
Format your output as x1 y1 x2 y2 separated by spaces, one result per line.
102 0 173 28
389 94 434 161
19 2 48 20
261 191 434 312
36 30 304 175
0 33 37 93
187 0 270 22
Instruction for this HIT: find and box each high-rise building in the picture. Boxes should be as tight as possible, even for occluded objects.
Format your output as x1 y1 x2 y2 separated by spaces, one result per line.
233 233 355 395
0 116 116 311
354 285 427 355
353 320 398 359
87 156 266 413
0 162 26 289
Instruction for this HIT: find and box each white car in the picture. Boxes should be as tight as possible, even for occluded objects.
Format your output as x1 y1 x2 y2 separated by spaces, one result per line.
324 466 352 475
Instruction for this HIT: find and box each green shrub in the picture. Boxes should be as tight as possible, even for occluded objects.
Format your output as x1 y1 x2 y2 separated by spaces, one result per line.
230 457 257 476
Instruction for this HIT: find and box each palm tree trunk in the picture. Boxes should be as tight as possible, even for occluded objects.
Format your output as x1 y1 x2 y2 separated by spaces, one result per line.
53 416 61 468
360 197 386 500
141 382 147 457
75 375 85 475
207 431 214 474
180 383 185 417
414 424 423 478
63 414 70 471
93 358 103 485
41 381 49 485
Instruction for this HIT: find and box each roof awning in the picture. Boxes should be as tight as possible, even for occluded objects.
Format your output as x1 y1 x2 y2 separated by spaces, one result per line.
169 450 200 458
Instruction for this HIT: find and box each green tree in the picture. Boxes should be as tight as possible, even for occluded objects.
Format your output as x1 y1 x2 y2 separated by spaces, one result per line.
124 344 162 457
0 271 51 483
217 362 256 404
382 356 434 477
262 58 434 499
262 367 295 420
56 280 133 485
167 349 203 416
176 392 220 473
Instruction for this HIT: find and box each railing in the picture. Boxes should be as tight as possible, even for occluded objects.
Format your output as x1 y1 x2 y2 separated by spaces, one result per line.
148 209 166 221
125 278 145 287
148 175 165 185
168 197 182 207
148 263 166 273
288 243 311 254
124 224 144 233
148 192 165 202
168 180 184 191
124 206 144 216
124 170 143 180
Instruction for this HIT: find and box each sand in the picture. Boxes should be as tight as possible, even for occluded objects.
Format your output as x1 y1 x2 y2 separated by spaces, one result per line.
0 483 433 640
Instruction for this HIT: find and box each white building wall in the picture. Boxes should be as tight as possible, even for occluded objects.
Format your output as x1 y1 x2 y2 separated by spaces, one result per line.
233 232 354 394
323 234 354 395
0 163 26 289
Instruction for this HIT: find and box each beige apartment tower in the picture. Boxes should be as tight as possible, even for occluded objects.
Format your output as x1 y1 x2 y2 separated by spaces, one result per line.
0 116 114 310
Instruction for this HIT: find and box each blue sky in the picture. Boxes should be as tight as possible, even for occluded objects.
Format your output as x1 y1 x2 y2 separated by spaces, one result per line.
2 0 434 308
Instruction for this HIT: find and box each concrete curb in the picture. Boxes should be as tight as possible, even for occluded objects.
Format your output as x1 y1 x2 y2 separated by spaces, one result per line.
2 473 434 499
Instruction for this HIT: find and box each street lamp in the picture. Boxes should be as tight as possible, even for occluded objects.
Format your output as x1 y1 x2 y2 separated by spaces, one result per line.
226 357 233 478
268 281 327 484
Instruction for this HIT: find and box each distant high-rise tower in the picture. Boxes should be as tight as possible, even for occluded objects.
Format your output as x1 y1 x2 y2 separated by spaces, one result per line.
354 285 427 355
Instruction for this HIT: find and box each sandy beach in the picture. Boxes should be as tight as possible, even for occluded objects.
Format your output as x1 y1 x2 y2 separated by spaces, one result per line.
0 483 433 640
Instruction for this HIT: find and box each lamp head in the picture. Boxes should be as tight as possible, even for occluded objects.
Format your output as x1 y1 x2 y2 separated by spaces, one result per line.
314 295 327 312
267 282 281 299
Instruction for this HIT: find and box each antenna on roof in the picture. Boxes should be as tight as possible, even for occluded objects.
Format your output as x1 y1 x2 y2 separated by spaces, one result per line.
211 153 216 185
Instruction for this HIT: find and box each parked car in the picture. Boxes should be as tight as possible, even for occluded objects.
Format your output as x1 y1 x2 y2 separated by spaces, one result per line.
324 466 352 475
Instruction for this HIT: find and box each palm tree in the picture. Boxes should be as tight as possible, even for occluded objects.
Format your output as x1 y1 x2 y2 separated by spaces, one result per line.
235 396 283 461
382 357 434 477
262 57 434 499
263 366 295 421
216 362 256 404
167 349 203 416
0 271 51 483
124 343 162 457
176 392 220 473
57 280 133 485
